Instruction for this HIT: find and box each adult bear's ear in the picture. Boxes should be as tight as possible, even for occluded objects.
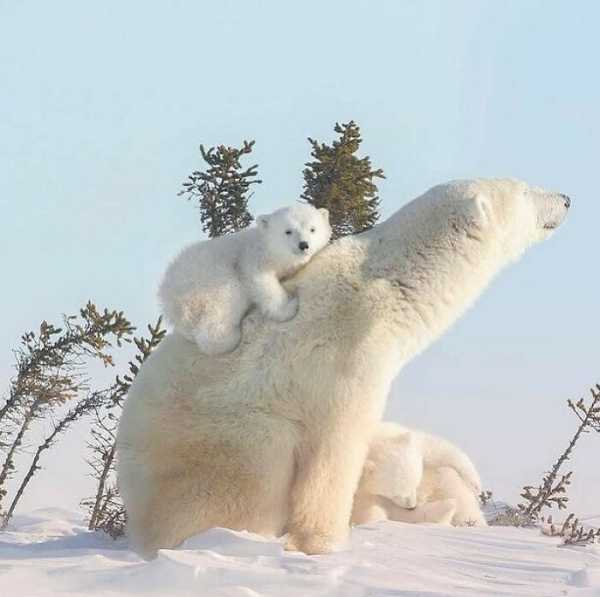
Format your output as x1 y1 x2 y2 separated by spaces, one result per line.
456 193 491 233
473 193 492 228
257 215 269 228
318 208 330 223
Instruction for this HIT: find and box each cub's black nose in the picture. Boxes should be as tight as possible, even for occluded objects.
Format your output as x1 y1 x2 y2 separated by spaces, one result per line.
560 193 571 209
299 241 309 251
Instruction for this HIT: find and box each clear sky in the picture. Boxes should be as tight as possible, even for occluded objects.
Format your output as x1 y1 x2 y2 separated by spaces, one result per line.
1 1 599 515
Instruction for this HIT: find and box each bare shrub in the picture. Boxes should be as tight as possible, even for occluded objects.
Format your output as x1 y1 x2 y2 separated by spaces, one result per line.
541 513 600 546
486 384 600 546
518 384 600 522
0 303 134 527
82 317 166 538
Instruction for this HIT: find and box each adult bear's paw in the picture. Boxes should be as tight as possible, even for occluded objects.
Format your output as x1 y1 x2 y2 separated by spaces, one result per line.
284 530 346 555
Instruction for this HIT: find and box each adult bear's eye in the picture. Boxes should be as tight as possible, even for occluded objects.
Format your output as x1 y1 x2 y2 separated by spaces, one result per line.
285 230 292 235
310 227 316 233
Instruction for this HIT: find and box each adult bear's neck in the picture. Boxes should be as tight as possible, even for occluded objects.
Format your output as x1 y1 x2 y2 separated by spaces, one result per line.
339 214 501 367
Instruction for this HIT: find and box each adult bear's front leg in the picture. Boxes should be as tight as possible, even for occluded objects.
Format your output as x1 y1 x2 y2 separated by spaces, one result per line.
285 421 372 554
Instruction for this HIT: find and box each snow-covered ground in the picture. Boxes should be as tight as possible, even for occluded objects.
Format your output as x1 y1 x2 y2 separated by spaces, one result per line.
1 509 599 597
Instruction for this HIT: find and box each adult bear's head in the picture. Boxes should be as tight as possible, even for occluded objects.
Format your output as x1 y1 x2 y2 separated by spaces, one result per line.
457 179 571 259
373 178 571 268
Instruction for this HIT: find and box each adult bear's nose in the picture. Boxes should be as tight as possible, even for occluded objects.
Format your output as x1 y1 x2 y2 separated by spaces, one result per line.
560 193 571 209
299 241 309 251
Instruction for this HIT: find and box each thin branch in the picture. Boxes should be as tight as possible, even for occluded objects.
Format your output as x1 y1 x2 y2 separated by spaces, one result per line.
519 383 600 521
0 303 134 521
83 317 166 536
1 388 109 528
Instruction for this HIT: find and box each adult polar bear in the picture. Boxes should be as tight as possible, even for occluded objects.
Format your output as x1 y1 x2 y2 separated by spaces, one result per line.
117 179 569 557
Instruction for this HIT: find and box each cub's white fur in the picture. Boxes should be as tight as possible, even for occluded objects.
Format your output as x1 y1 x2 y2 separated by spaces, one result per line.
158 204 331 354
352 422 486 527
118 179 569 557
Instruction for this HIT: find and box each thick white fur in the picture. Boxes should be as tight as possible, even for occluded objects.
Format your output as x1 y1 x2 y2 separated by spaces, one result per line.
117 179 568 557
158 204 331 354
352 422 486 527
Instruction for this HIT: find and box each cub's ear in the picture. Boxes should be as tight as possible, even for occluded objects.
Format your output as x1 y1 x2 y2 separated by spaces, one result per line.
318 208 330 223
257 215 269 229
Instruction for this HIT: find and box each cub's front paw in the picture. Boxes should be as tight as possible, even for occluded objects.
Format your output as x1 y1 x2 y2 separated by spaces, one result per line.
270 295 299 323
423 499 457 525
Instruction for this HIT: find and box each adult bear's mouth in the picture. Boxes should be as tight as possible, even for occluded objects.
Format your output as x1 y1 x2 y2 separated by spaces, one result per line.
539 192 571 231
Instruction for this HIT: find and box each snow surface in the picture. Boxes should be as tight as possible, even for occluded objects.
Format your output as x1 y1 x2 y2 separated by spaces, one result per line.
1 509 599 597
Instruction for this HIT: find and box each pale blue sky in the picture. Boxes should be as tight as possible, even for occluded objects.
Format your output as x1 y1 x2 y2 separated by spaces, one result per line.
1 1 599 513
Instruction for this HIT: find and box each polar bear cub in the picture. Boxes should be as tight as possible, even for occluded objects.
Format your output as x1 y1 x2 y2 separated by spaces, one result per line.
159 204 331 355
352 422 487 527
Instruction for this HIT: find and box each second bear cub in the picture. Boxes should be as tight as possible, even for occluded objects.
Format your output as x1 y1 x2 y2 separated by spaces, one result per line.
159 204 331 355
352 422 487 527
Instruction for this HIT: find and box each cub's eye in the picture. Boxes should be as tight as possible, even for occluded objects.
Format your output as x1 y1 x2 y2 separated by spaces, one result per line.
285 230 292 235
310 227 316 233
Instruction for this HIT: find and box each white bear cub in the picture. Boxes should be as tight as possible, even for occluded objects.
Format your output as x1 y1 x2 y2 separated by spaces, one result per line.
353 422 487 527
159 204 331 355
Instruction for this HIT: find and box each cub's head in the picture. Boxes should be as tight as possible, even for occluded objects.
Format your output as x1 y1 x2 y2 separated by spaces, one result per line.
361 431 423 509
257 204 331 264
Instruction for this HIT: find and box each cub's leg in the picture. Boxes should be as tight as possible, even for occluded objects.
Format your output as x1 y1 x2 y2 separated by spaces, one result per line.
431 467 488 527
193 282 249 355
351 493 389 524
386 498 457 525
194 323 242 355
250 272 298 323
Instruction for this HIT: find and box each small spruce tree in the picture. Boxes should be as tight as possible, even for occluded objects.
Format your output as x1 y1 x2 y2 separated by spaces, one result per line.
302 121 385 239
179 140 261 238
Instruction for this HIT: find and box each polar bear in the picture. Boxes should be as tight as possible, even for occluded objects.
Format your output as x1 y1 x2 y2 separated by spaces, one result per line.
352 422 486 527
158 204 331 354
117 179 569 557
